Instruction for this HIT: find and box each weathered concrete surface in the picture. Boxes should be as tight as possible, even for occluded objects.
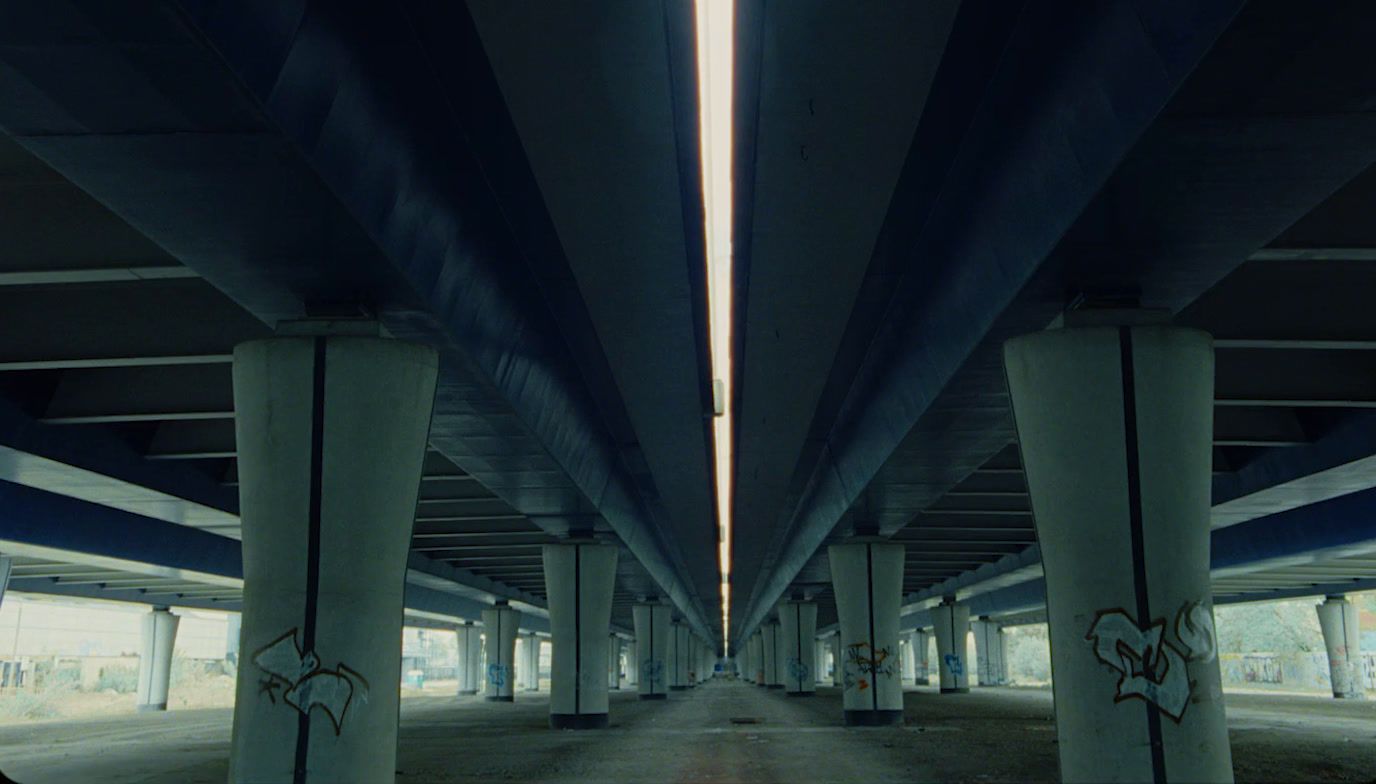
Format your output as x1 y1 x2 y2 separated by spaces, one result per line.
0 682 1372 782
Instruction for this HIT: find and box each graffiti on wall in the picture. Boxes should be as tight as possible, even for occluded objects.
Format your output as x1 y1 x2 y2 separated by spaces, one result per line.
1084 601 1216 722
254 629 369 735
1241 655 1283 684
641 658 664 689
487 662 512 690
842 642 895 692
942 653 964 679
787 656 810 683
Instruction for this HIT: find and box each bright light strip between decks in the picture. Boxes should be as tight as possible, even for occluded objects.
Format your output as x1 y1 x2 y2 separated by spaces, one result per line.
695 0 733 653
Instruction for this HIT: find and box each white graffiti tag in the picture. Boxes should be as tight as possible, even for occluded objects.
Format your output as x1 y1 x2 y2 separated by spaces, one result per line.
1084 602 1217 723
1175 602 1216 663
254 629 369 734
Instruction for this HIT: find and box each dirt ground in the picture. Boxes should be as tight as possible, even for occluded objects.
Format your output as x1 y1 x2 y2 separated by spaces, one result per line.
0 681 1372 783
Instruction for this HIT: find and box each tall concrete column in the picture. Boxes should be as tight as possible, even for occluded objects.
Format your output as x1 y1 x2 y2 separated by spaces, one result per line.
673 622 693 690
1317 596 1365 699
632 602 670 699
814 639 828 685
901 637 916 682
750 632 765 685
543 542 617 729
973 618 1005 686
997 628 1010 685
828 541 904 725
520 634 541 692
761 620 781 688
1006 322 1232 782
830 634 842 687
632 602 671 693
778 600 817 695
136 607 179 712
626 641 638 686
933 602 970 693
608 635 621 690
456 623 481 695
910 630 930 685
225 613 242 665
229 332 437 784
483 604 519 701
0 554 9 612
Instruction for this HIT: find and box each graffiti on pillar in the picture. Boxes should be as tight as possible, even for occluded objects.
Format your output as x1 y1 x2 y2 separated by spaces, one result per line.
1084 602 1217 723
787 657 810 683
842 642 895 692
254 629 369 735
487 662 512 690
641 658 664 689
942 653 964 679
1175 601 1216 663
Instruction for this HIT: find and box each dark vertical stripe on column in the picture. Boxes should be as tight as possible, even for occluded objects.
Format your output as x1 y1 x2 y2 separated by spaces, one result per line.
865 544 878 712
1119 327 1166 784
948 609 958 688
295 337 327 784
574 546 582 714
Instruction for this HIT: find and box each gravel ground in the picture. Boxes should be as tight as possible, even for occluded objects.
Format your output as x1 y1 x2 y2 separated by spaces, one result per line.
0 681 1372 782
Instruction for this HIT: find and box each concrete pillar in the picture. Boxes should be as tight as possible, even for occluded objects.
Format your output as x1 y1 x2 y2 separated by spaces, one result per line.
828 541 904 725
633 602 670 698
750 632 765 685
814 639 828 685
225 613 241 666
933 602 970 693
829 634 842 687
761 620 781 688
778 600 817 695
543 542 617 729
1317 596 1365 699
228 332 437 784
519 634 540 692
608 635 621 690
456 623 481 695
483 604 519 701
136 607 179 712
667 621 685 690
626 640 638 686
1005 322 1232 783
0 554 9 611
997 628 1010 685
901 636 916 682
973 618 1005 686
910 630 930 685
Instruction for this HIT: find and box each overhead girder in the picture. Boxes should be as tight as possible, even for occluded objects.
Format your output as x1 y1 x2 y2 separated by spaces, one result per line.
0 2 715 642
735 0 1376 644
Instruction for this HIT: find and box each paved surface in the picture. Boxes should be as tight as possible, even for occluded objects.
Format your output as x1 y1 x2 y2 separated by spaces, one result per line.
1 681 1373 782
